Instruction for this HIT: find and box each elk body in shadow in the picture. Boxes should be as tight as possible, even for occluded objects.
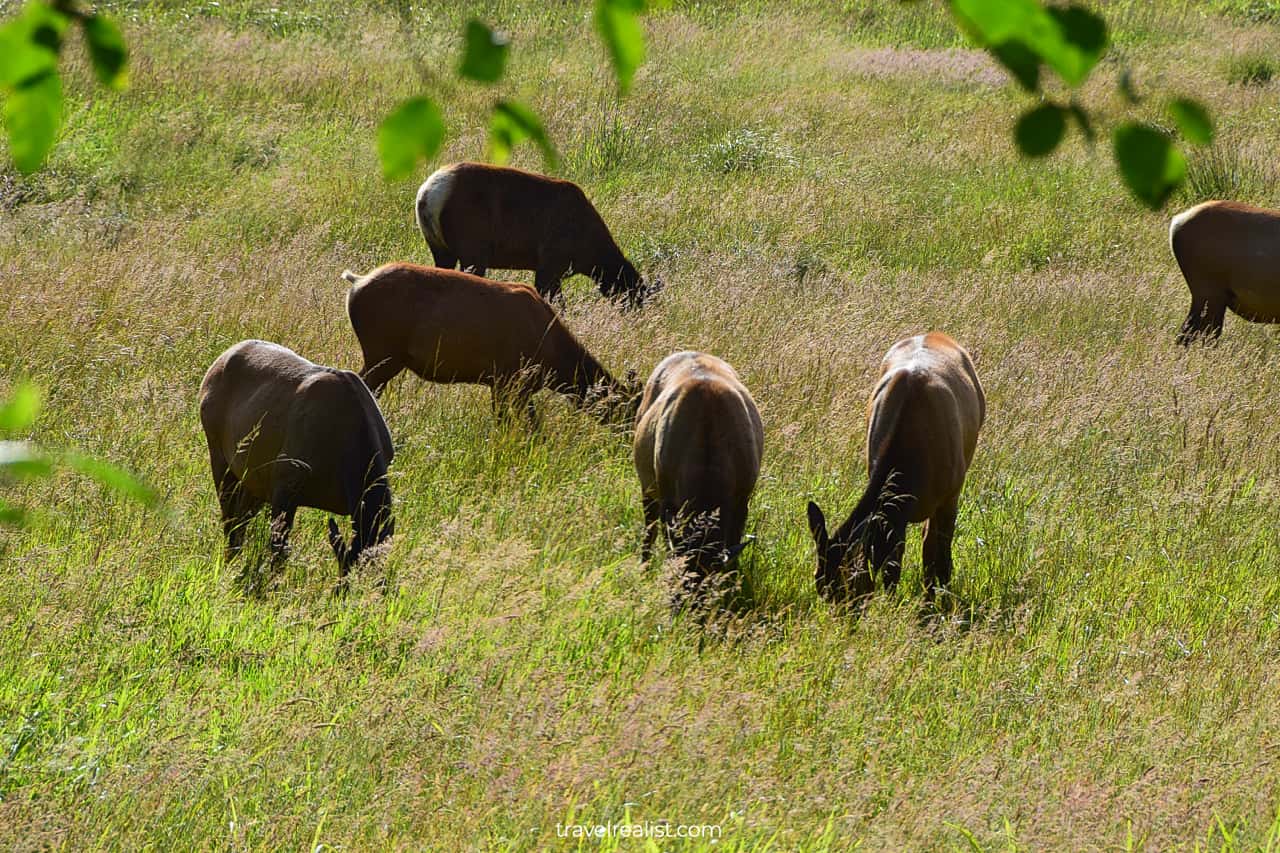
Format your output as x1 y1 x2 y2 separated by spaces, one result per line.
633 351 764 606
807 332 984 604
1171 200 1280 345
416 162 651 306
342 263 637 423
199 340 394 581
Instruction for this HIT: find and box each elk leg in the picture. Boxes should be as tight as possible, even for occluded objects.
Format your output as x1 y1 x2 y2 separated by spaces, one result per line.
360 356 404 397
210 446 261 561
874 520 907 593
641 496 661 565
222 488 263 562
429 247 458 270
922 499 958 601
534 265 569 305
268 502 297 571
1177 291 1228 346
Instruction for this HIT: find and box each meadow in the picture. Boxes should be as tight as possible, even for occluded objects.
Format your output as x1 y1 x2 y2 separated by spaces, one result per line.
4 0 1280 848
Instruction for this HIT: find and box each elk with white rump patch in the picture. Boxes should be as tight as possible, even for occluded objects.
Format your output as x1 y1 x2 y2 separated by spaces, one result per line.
807 332 984 604
1170 200 1280 344
199 340 395 581
416 162 652 306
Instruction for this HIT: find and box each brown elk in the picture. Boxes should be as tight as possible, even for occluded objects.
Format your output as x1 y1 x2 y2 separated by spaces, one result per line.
199 340 394 580
416 162 652 305
633 351 764 605
807 332 984 604
342 263 637 421
1171 200 1280 345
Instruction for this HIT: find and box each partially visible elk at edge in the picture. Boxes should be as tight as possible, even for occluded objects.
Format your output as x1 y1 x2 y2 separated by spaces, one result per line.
1171 200 1280 345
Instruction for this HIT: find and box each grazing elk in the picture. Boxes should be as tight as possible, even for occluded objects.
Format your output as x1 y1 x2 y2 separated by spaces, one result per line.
416 162 652 306
1171 200 1280 345
633 351 764 606
807 332 984 604
342 263 637 422
199 340 394 580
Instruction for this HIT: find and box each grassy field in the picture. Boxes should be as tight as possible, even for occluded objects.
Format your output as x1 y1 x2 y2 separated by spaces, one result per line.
5 0 1280 848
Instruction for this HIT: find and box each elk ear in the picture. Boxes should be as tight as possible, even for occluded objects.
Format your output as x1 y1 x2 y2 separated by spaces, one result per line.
327 518 347 562
806 501 828 548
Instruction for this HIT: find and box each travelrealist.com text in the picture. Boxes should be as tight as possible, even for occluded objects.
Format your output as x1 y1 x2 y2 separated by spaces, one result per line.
556 821 723 840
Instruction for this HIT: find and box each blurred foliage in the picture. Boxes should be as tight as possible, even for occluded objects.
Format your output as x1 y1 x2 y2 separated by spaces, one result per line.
1 384 155 525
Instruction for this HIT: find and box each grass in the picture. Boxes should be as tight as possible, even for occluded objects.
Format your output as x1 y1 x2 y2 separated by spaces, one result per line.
1224 53 1278 85
1182 140 1278 206
5 0 1280 848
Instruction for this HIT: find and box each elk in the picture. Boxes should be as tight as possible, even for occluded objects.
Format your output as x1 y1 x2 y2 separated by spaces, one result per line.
199 340 394 580
342 263 637 422
633 351 764 605
807 332 984 604
1171 200 1280 345
416 162 652 306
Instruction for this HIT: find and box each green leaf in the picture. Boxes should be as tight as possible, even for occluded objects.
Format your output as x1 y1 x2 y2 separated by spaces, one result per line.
62 451 157 505
990 40 1040 92
488 99 558 169
24 1 70 53
82 14 129 89
1168 97 1213 146
0 385 41 432
0 441 54 478
1045 5 1107 86
0 498 23 525
1067 102 1095 144
595 0 646 95
376 96 444 181
1112 122 1186 210
5 70 63 175
1015 102 1066 157
458 19 508 84
0 10 60 88
1046 5 1107 80
951 0 1106 88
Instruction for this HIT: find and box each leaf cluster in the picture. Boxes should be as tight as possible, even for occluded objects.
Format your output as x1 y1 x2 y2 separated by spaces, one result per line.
949 0 1213 208
0 0 126 173
378 1 657 179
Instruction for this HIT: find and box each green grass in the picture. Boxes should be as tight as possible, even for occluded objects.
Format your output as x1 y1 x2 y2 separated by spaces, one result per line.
1224 52 1279 85
5 1 1280 848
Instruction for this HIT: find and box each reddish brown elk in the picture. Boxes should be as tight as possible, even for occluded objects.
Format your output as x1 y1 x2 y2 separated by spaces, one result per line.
416 162 650 305
1171 200 1280 344
199 340 395 579
342 263 637 421
633 351 764 604
807 332 984 603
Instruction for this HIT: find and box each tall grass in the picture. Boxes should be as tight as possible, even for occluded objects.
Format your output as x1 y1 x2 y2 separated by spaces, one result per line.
1224 52 1279 85
1183 142 1278 205
4 1 1280 849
